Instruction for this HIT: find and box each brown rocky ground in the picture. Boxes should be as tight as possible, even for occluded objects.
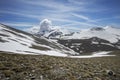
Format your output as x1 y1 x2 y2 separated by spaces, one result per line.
0 51 120 80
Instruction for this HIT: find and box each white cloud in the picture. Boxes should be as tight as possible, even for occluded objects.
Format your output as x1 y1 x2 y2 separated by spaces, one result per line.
24 26 40 33
68 0 95 5
71 13 89 20
62 22 98 27
0 10 41 20
71 13 97 23
93 16 120 22
21 0 79 12
0 0 111 31
1 22 35 27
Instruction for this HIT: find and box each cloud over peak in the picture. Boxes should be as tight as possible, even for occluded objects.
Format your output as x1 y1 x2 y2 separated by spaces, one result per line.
0 0 120 30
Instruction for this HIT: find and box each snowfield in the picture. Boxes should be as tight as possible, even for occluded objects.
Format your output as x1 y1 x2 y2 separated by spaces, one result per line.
0 24 77 56
62 26 120 43
0 24 117 58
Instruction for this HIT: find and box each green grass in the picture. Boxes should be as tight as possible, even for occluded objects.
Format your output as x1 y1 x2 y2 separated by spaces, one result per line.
0 51 120 80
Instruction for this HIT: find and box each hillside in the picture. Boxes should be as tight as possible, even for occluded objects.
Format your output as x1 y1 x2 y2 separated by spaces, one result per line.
57 27 120 53
0 24 77 56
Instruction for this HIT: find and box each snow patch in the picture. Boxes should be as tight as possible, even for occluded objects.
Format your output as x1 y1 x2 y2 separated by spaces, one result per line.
101 43 114 47
92 41 99 44
70 51 115 58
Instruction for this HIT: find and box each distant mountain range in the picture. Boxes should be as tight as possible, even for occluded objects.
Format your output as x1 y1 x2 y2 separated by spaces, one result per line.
0 19 120 55
26 19 120 54
27 19 120 43
26 19 72 38
57 26 120 53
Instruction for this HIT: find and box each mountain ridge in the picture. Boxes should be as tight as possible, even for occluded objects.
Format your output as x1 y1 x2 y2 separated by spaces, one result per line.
26 19 120 43
0 23 78 56
24 19 120 54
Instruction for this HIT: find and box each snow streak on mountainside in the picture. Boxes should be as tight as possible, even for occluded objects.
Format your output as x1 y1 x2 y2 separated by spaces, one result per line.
70 51 115 58
0 24 78 56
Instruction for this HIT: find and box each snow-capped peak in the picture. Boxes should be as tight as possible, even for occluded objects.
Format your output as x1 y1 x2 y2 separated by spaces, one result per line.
90 27 105 31
104 26 120 35
104 26 114 29
62 26 120 43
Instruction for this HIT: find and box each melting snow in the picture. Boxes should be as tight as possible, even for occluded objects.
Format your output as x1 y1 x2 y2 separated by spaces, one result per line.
0 24 117 58
70 51 115 58
92 41 99 44
0 24 76 57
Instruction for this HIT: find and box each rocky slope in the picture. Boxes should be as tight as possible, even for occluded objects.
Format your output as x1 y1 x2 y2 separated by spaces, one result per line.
0 51 120 80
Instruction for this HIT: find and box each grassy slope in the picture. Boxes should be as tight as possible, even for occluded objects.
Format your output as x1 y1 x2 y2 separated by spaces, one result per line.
0 51 120 80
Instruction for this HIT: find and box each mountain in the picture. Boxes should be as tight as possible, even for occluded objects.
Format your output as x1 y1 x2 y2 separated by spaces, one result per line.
28 19 120 43
25 19 120 54
62 26 120 43
0 24 78 56
58 26 120 53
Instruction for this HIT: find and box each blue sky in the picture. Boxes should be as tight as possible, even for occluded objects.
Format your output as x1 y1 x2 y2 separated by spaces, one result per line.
0 0 120 31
